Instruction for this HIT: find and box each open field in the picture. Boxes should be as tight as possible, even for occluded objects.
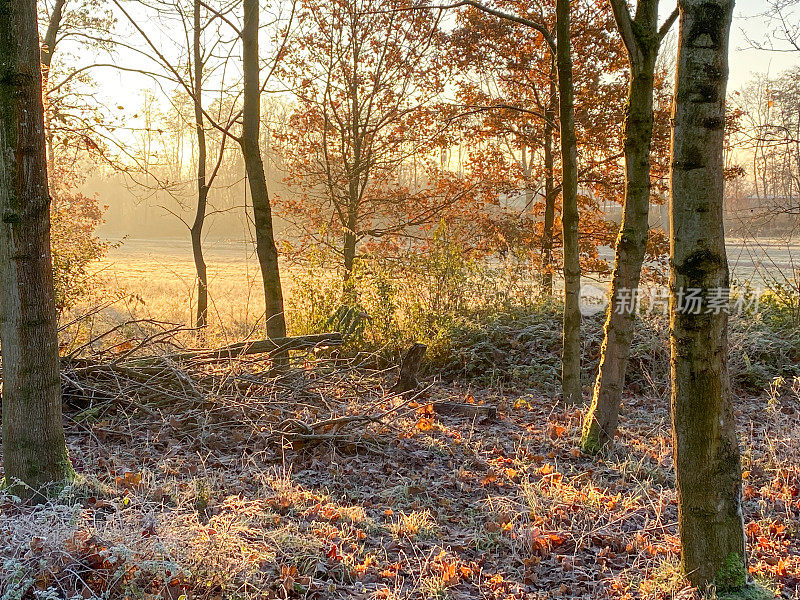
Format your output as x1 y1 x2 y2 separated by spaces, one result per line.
93 238 271 336
91 237 800 336
87 237 322 347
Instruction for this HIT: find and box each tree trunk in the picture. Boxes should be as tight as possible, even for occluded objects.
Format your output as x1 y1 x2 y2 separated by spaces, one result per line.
541 62 557 297
192 0 209 330
671 0 746 590
190 218 208 329
556 0 581 405
0 0 75 494
522 145 535 220
241 0 286 340
41 0 66 194
343 71 362 295
342 207 358 294
390 342 428 394
582 0 660 453
40 0 66 77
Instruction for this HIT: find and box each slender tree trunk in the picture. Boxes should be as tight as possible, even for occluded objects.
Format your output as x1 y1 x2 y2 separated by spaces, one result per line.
241 0 286 339
190 217 208 329
583 64 656 451
343 168 359 291
556 0 581 404
0 0 75 494
40 0 66 77
343 70 362 295
192 0 209 330
40 0 65 195
671 0 746 590
522 146 534 218
582 0 661 452
541 63 557 297
343 214 357 292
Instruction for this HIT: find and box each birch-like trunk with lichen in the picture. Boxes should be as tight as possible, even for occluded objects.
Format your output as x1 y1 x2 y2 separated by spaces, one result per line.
670 0 747 590
582 0 676 452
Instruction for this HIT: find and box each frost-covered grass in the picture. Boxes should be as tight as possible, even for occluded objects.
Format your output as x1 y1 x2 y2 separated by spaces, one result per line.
1 369 798 599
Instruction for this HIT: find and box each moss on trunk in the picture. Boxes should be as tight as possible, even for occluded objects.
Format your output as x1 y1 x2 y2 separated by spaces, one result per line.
670 0 747 591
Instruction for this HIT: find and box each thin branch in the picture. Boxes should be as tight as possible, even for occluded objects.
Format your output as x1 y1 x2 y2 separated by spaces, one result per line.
447 102 557 130
199 0 242 36
49 63 173 94
658 7 679 43
417 0 555 52
110 0 243 143
609 0 637 60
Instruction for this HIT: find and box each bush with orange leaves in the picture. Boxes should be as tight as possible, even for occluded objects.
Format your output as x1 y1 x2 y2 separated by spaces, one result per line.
49 160 108 315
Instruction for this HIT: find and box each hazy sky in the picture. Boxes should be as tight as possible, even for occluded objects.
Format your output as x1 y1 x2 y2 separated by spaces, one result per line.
85 1 799 138
728 1 799 90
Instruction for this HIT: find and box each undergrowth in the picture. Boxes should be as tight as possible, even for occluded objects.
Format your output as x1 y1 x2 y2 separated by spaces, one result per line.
71 234 800 401
284 245 800 398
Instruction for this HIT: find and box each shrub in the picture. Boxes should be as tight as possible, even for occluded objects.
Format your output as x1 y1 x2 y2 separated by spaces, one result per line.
285 238 798 398
51 190 108 315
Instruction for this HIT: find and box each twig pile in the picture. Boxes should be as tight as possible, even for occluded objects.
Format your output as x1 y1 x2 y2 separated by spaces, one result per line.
59 319 415 455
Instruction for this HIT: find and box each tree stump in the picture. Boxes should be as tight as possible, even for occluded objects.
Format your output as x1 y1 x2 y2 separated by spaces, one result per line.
390 343 427 393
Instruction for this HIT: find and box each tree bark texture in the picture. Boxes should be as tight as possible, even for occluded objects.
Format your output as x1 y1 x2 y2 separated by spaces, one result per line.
0 0 75 493
670 0 747 590
541 60 557 297
192 0 209 330
582 0 661 452
556 0 582 405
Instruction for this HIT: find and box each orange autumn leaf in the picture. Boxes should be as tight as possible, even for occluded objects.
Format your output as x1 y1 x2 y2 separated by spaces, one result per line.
416 417 434 431
548 424 567 439
539 463 555 476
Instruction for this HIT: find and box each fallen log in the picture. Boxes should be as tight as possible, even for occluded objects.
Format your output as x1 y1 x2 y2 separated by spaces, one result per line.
145 332 343 363
431 401 497 419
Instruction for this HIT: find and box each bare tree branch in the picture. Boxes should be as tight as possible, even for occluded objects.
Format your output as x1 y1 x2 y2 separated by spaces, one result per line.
416 0 556 52
658 7 679 43
608 0 637 62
